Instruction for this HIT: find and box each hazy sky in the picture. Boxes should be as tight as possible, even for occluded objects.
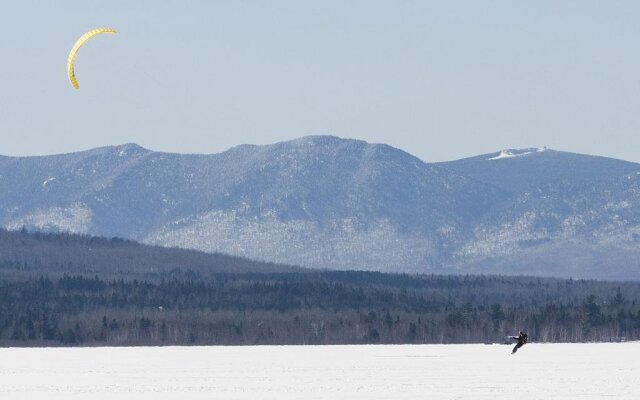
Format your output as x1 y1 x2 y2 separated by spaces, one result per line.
2 1 640 162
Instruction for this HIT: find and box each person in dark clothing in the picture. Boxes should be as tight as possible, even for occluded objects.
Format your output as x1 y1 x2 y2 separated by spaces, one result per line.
510 331 528 354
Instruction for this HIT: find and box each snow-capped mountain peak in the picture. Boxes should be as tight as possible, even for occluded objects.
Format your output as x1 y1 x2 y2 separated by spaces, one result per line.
487 148 544 160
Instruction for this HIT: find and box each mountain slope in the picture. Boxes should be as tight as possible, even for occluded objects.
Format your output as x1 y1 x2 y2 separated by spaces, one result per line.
1 137 640 279
0 228 301 276
440 147 640 194
439 148 640 279
0 137 503 271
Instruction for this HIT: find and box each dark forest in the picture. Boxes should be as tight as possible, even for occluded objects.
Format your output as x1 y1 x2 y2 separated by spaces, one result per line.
1 229 640 346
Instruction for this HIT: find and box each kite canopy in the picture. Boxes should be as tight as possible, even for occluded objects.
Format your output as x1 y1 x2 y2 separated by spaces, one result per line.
67 28 117 89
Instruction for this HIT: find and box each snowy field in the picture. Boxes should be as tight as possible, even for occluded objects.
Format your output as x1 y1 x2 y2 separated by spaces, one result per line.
0 343 639 399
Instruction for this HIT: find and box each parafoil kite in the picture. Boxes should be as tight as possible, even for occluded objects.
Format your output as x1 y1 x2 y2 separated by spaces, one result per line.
67 28 117 89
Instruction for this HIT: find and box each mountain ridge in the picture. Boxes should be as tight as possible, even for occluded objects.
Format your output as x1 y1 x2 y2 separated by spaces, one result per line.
2 136 639 280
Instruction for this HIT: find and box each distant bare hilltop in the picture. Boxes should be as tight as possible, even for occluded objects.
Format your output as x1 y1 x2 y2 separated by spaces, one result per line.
2 136 640 280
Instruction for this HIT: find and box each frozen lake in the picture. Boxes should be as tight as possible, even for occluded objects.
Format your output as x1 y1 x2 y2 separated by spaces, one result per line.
0 343 638 399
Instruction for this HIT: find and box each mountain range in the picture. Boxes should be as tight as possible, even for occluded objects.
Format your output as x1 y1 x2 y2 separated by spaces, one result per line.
1 136 639 280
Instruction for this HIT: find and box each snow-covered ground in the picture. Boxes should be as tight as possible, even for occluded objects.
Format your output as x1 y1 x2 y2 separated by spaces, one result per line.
0 343 638 399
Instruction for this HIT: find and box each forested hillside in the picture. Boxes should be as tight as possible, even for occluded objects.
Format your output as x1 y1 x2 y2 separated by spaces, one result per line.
0 228 301 276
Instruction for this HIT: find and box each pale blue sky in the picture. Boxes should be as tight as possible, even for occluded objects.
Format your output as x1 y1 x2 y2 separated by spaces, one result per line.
1 1 640 162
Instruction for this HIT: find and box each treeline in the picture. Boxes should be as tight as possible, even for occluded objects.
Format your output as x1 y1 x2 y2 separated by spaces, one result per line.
2 273 640 346
3 228 640 346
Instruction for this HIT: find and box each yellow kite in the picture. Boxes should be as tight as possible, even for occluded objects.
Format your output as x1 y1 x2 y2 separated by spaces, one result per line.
67 28 117 89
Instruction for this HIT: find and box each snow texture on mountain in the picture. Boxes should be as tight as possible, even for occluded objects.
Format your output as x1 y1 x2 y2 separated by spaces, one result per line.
2 136 640 279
